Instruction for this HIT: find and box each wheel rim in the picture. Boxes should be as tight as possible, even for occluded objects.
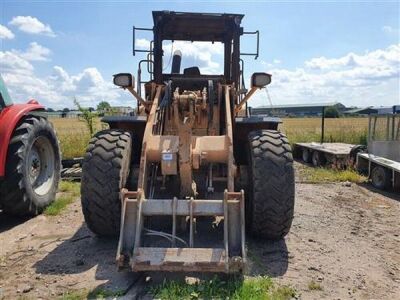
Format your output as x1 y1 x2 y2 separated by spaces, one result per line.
302 149 310 162
312 151 320 166
371 167 385 188
28 136 55 196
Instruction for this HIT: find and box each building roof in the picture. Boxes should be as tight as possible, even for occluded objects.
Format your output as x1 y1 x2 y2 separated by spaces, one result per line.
343 107 376 114
255 102 342 109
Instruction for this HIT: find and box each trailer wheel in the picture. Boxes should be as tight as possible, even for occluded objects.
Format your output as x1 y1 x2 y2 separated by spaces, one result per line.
0 116 61 216
371 165 391 190
246 130 295 240
302 148 311 163
81 130 132 236
312 151 326 167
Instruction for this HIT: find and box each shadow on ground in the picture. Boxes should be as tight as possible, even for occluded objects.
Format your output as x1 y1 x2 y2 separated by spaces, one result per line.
357 182 400 201
33 222 289 296
247 237 289 277
34 225 139 294
0 211 30 234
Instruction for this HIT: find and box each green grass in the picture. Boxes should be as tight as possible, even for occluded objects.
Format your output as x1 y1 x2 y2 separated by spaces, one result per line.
60 288 124 300
60 290 88 300
58 132 91 159
308 280 323 291
301 167 367 184
44 181 80 216
58 181 81 195
149 276 296 300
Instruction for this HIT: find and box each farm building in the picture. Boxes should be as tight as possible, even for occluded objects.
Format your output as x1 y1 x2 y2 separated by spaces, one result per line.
108 106 134 115
343 106 400 116
251 102 346 117
47 110 83 118
343 107 377 116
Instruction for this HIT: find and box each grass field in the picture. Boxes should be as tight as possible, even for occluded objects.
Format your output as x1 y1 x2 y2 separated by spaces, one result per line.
281 117 368 145
50 117 104 159
50 116 369 159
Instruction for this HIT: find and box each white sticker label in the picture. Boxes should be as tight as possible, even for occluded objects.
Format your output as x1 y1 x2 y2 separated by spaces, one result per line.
162 153 173 161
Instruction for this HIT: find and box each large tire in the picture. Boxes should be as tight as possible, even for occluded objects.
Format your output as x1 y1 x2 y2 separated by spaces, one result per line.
246 130 295 240
81 129 132 236
0 115 61 216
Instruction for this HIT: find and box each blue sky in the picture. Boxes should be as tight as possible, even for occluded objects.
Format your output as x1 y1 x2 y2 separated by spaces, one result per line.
1 0 399 109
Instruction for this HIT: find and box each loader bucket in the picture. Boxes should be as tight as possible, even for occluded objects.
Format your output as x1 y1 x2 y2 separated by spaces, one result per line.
116 189 246 273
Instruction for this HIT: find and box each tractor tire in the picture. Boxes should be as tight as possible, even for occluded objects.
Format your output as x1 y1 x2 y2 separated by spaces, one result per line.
81 129 132 236
246 130 295 240
0 116 61 216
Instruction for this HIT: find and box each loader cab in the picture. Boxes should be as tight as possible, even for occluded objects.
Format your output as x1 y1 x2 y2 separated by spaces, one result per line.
133 11 259 97
152 11 244 83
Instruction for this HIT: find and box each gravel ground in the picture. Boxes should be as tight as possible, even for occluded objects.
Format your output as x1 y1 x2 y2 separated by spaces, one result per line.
0 163 399 299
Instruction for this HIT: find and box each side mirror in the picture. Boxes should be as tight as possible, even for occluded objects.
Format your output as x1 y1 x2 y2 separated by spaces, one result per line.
113 73 135 88
251 72 272 88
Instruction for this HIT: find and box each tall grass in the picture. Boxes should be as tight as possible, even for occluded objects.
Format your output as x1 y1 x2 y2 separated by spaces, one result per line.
50 117 104 159
51 117 369 159
281 117 368 145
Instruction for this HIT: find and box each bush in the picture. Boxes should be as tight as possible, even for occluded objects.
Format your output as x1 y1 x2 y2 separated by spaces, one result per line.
324 106 340 118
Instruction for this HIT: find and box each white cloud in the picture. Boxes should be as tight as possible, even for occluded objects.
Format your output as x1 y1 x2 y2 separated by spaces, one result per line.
0 24 14 39
136 38 151 49
1 48 125 108
305 53 359 69
252 44 400 107
0 51 34 73
136 39 224 74
382 25 393 33
9 16 55 37
12 42 52 61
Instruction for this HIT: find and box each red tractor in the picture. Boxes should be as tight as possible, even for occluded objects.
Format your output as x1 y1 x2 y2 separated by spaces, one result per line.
0 75 61 216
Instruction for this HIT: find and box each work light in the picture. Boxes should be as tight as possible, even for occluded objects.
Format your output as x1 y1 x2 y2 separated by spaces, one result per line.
113 73 134 88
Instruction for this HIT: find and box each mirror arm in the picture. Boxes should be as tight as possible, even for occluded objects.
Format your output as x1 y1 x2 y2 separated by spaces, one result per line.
235 86 259 115
126 86 151 109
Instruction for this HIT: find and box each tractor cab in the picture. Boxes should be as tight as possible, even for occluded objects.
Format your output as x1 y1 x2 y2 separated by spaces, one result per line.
0 75 13 109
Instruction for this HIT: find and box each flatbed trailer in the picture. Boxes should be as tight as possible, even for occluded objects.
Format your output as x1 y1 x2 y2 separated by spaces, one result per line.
356 111 400 191
357 153 400 191
295 142 357 167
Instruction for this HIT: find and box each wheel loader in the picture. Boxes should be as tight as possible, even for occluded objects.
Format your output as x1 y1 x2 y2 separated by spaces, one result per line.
81 11 295 273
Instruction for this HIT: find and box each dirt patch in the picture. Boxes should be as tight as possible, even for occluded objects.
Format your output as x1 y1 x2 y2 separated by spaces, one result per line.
0 167 399 299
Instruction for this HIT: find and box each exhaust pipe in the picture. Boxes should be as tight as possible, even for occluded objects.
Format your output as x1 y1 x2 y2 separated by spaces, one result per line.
171 50 182 74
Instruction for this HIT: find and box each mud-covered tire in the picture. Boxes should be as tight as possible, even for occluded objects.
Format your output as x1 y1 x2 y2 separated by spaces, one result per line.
0 116 61 216
81 129 132 236
246 130 295 240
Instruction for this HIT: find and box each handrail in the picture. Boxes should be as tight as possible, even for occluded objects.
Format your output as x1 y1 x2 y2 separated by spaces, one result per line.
133 26 153 56
240 31 259 59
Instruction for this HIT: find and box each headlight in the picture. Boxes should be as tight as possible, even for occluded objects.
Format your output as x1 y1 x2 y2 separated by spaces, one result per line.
251 72 272 88
113 73 134 88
